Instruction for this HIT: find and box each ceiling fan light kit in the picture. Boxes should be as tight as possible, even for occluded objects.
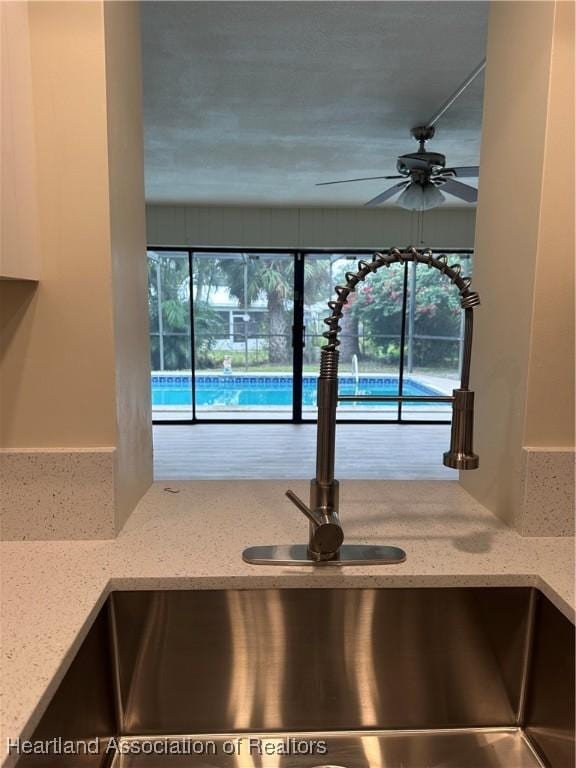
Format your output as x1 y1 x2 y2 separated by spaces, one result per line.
398 180 445 211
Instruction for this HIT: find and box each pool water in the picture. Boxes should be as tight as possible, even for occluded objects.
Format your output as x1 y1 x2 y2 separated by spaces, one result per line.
151 375 441 407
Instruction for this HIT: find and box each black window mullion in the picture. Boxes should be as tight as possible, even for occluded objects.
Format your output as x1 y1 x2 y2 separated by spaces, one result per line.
188 249 197 423
397 260 410 422
292 252 305 423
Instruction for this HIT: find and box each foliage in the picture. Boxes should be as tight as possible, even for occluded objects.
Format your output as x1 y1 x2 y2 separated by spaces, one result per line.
148 251 472 374
218 256 329 364
148 255 191 370
193 303 226 368
350 260 467 367
354 265 461 329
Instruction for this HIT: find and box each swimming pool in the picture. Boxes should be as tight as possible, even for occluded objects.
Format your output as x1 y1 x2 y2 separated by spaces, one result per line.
151 375 442 407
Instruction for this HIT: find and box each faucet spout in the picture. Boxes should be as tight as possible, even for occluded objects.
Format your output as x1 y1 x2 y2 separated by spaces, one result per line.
443 388 479 470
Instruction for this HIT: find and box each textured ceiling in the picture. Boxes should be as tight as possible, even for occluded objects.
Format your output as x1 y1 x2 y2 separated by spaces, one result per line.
141 1 488 206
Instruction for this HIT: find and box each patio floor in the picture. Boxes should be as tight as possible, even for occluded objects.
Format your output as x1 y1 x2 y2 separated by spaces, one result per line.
153 423 458 480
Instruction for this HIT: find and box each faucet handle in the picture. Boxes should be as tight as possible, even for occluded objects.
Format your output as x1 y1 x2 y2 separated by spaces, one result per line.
285 490 344 557
285 490 322 527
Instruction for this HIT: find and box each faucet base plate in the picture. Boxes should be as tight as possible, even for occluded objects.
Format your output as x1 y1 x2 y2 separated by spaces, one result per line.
242 544 406 566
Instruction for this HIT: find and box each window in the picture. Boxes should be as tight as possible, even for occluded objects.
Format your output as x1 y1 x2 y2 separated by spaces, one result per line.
147 248 473 424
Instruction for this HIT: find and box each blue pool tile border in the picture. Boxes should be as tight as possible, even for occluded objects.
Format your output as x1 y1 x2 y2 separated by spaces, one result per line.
150 373 444 396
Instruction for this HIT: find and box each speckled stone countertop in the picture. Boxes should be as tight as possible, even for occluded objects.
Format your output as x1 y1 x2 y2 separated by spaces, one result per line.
1 480 574 767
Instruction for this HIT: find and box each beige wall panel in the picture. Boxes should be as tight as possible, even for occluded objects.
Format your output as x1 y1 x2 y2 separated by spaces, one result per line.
462 1 557 525
0 1 117 448
147 204 476 250
420 209 478 251
150 204 188 243
0 2 40 280
524 0 575 448
1 1 152 539
104 0 152 530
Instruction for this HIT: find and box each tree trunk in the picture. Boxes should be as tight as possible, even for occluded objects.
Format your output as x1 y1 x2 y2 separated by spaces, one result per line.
267 290 290 364
339 306 360 364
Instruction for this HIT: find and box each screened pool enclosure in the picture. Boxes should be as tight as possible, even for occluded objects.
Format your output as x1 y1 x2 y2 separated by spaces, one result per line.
148 248 473 423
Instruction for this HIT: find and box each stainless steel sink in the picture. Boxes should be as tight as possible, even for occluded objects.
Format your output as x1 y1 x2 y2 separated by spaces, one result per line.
14 587 575 767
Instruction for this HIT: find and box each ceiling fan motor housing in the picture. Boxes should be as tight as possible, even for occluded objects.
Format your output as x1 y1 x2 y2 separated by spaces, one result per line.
396 151 446 176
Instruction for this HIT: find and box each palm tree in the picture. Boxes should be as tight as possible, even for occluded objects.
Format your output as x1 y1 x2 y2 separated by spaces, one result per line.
256 258 293 363
218 256 291 363
220 255 329 365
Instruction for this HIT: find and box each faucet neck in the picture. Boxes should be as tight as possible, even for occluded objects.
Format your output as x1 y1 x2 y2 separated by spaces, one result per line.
313 246 480 510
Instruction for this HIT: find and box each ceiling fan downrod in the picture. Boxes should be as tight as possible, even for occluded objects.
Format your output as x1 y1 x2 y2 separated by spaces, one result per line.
425 58 487 128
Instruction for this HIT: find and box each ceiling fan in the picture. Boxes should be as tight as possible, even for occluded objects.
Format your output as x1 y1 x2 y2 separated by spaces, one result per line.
316 58 485 210
317 124 479 210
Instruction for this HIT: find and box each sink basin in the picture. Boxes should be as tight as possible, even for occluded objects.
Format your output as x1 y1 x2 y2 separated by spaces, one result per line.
14 587 574 767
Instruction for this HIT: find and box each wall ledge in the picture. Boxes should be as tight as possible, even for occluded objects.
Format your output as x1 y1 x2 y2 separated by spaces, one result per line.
517 447 575 537
0 448 117 540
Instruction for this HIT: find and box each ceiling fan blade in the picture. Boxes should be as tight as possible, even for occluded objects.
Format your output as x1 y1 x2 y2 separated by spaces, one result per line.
440 178 478 203
316 175 403 186
442 166 480 178
364 181 409 207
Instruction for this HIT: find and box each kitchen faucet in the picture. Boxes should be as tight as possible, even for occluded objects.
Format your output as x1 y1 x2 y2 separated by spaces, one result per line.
243 246 480 566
